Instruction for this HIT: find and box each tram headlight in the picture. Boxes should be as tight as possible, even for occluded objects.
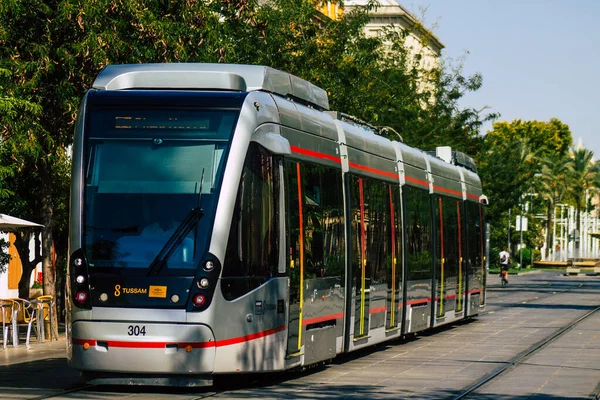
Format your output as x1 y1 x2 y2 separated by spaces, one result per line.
192 293 206 307
69 249 92 309
204 260 214 271
75 291 89 304
198 278 209 289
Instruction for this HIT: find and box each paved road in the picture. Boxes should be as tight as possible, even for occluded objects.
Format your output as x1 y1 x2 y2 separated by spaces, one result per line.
1 271 599 399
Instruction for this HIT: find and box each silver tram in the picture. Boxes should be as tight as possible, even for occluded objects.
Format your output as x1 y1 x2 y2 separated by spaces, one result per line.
66 64 487 386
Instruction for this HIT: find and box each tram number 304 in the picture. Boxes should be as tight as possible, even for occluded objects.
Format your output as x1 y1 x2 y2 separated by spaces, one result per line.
127 325 147 336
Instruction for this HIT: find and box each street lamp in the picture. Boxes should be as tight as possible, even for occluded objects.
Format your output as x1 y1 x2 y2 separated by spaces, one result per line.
519 198 525 269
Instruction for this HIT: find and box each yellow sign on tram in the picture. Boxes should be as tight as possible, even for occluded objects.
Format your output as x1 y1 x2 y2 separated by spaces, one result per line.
149 285 168 298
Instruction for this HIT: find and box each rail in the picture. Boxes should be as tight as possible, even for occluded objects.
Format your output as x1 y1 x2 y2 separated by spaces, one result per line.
452 304 600 399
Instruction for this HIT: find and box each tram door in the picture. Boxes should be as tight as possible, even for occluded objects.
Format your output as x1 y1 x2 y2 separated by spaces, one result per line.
434 196 462 320
349 176 403 339
286 162 303 355
456 201 466 314
386 186 403 331
465 201 485 316
285 160 347 356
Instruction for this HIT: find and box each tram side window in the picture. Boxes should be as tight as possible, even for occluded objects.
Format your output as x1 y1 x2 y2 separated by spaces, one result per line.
349 175 395 287
438 196 459 280
465 201 483 274
286 161 345 281
316 167 345 279
222 143 279 301
404 186 432 281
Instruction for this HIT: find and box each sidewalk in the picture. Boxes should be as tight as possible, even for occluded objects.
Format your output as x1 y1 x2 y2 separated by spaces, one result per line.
0 330 66 367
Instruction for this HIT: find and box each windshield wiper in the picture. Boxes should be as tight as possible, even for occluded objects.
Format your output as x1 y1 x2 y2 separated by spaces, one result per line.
146 207 203 276
147 169 205 276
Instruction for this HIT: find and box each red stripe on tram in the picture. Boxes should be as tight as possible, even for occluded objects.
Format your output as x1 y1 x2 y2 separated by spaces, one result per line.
291 145 470 199
72 338 213 349
290 146 341 164
215 325 287 347
369 306 387 315
303 313 344 326
434 185 463 197
406 298 432 305
72 325 288 349
349 161 398 179
434 294 457 301
405 176 429 188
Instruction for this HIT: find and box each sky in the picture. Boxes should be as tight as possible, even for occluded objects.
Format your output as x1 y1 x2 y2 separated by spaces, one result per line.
404 0 600 157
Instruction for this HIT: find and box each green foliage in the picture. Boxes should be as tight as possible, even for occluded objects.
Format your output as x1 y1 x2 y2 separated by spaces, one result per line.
537 152 574 206
0 0 491 159
0 0 495 296
31 278 43 289
486 119 572 158
0 237 10 274
515 247 541 268
569 148 597 210
478 119 575 255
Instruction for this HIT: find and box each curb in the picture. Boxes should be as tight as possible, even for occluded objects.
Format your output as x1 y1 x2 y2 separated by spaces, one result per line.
516 270 543 276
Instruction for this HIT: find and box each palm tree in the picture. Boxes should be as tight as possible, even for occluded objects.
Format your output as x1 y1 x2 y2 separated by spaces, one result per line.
568 147 597 255
536 151 574 258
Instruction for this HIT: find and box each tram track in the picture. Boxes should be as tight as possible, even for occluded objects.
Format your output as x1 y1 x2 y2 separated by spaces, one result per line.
28 372 285 400
481 281 584 315
25 276 594 400
29 382 216 400
452 303 600 399
29 384 98 400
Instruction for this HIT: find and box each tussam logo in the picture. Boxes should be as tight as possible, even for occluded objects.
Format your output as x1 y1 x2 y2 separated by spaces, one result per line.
114 285 148 297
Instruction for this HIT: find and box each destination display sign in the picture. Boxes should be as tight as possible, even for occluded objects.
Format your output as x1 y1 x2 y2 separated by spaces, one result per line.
115 115 210 131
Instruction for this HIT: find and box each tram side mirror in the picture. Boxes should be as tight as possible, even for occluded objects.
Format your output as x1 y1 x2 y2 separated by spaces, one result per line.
251 127 291 155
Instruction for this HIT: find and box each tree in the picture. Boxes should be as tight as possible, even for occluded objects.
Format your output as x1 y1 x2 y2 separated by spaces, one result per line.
0 63 44 294
486 119 572 158
0 237 10 274
219 0 491 154
536 151 574 258
568 147 597 252
478 119 573 257
0 0 492 315
479 137 534 255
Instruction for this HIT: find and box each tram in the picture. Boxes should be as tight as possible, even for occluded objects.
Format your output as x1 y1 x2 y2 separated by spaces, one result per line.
66 63 487 386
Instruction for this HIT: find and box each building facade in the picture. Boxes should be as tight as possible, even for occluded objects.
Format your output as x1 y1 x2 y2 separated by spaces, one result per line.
343 0 444 71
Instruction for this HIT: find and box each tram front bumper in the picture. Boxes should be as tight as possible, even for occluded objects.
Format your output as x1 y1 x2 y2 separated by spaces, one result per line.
70 321 215 374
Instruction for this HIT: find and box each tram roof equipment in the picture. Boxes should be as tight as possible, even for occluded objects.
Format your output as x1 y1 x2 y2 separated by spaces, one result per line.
428 146 478 173
92 63 329 111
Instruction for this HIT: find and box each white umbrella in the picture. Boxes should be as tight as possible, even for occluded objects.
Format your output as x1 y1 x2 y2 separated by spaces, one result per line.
0 213 43 231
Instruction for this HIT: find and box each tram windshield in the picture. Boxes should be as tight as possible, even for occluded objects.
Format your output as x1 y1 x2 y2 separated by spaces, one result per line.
82 107 238 275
